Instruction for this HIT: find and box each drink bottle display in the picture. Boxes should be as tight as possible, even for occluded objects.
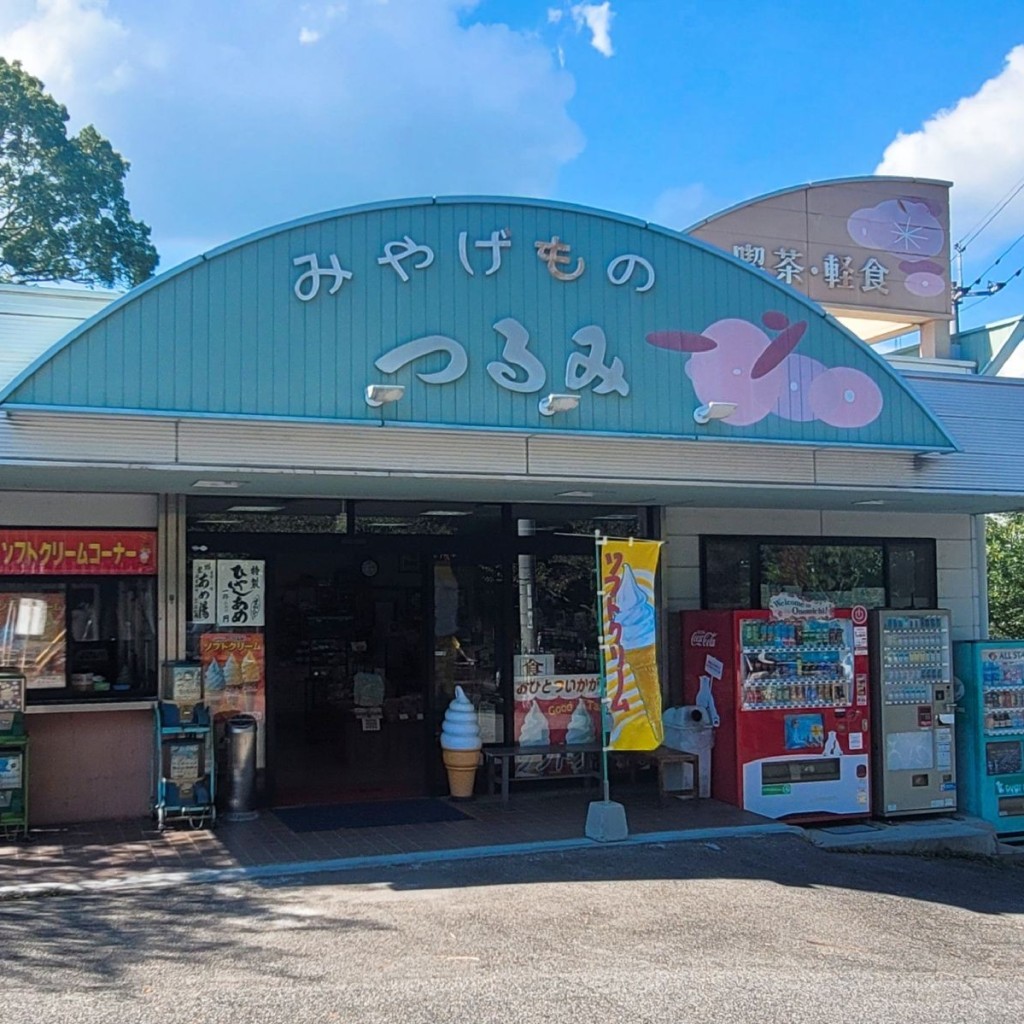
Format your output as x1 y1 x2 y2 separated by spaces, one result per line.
869 610 956 818
681 606 871 822
953 640 1024 835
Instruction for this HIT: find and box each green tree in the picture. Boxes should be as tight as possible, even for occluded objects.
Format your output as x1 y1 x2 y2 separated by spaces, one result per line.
0 58 157 288
987 513 1024 639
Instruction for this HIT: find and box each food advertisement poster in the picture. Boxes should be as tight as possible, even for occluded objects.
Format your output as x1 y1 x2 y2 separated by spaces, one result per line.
199 632 266 768
0 591 67 689
514 672 601 777
600 538 665 751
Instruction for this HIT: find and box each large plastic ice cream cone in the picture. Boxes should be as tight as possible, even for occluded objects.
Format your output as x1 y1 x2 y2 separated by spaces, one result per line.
442 747 481 798
440 685 482 799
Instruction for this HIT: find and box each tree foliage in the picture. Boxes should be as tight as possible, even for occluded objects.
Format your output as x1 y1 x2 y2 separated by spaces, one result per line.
987 513 1024 639
0 58 157 288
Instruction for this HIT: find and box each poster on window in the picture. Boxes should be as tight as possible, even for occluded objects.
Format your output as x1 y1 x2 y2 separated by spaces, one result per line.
216 560 265 627
513 671 602 778
599 538 665 751
0 591 67 689
191 560 216 624
199 632 266 768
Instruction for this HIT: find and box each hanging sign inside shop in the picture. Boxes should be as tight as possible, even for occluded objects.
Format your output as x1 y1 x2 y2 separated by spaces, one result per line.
767 594 835 621
214 559 265 627
191 559 216 624
599 537 665 751
0 529 156 575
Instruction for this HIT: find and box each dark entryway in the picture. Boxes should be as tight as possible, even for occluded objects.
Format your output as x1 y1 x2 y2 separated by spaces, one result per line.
269 546 428 805
186 498 653 807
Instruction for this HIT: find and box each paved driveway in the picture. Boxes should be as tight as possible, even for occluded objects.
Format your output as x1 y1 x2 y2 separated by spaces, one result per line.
2 834 1022 1023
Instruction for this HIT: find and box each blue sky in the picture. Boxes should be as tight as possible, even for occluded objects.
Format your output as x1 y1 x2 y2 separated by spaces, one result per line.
2 0 1023 330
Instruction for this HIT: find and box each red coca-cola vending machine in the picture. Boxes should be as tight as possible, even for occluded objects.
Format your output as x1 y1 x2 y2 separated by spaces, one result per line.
681 602 872 822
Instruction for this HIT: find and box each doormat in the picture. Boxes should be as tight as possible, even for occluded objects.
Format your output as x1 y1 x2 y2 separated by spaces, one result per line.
273 799 473 832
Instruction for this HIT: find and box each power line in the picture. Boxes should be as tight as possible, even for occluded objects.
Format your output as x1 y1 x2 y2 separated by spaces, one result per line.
955 174 1024 253
957 259 1024 314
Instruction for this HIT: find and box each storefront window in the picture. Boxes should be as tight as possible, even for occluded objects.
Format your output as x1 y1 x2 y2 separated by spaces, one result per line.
703 539 753 609
433 555 503 744
0 586 66 689
760 544 884 607
887 541 939 609
702 537 937 611
511 547 602 775
355 502 502 537
1 578 158 701
189 497 347 534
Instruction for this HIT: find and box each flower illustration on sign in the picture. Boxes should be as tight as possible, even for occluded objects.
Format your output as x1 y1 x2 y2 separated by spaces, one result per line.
846 196 946 299
646 311 883 429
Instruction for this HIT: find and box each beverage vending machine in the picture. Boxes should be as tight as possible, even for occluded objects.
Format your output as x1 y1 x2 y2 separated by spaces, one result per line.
869 610 956 817
681 605 871 822
952 640 1024 835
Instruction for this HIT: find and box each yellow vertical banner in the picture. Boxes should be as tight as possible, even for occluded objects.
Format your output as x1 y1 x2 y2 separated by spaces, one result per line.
600 538 665 751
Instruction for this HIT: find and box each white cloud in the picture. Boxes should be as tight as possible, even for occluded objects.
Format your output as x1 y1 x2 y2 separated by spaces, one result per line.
649 184 714 230
0 0 587 268
547 8 563 24
298 27 322 44
876 45 1024 251
570 2 614 58
0 0 151 114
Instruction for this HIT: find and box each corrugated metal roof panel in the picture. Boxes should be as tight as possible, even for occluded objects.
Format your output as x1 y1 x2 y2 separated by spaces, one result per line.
1 199 955 452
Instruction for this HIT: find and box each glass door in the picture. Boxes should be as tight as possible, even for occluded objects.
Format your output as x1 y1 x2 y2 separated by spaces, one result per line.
270 545 428 804
432 554 505 786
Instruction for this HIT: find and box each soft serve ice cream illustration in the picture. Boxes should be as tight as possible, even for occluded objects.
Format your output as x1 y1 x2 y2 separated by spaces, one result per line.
519 700 550 746
440 685 482 798
516 698 552 776
565 699 597 746
608 562 664 749
565 698 599 773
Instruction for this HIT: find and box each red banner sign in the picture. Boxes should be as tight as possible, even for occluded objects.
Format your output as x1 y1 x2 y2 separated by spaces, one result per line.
0 529 158 575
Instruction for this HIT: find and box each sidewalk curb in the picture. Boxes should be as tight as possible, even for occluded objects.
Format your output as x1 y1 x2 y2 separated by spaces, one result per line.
0 822 802 901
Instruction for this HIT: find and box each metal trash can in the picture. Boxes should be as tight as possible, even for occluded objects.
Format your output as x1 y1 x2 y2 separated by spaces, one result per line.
224 714 258 821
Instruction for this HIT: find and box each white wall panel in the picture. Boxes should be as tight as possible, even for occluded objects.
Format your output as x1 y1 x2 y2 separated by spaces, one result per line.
177 421 528 475
820 511 972 540
528 436 815 484
665 506 823 538
0 415 176 463
0 491 157 526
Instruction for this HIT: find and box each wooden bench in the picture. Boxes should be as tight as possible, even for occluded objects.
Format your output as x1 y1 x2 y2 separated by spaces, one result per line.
481 743 602 803
622 746 700 805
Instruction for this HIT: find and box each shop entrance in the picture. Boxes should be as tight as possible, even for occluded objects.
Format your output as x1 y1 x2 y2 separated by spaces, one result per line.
186 499 649 807
269 546 429 805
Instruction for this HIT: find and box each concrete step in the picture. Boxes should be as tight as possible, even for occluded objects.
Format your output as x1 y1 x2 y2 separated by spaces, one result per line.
804 815 1001 857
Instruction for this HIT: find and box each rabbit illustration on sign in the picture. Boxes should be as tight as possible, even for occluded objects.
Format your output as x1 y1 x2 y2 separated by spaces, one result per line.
646 311 883 429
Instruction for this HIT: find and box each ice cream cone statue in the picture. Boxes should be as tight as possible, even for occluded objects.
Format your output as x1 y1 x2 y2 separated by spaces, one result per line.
440 685 482 799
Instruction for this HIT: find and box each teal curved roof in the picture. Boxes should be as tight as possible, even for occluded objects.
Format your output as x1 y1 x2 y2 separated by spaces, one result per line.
0 196 956 450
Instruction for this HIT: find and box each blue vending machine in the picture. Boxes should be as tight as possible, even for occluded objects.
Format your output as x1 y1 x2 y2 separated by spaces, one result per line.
953 640 1024 837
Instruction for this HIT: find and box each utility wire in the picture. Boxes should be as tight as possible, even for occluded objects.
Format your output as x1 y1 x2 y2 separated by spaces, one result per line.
955 174 1024 253
963 229 1024 291
959 259 1024 314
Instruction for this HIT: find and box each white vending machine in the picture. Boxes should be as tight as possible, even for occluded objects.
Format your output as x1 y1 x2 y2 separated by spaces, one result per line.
869 610 957 817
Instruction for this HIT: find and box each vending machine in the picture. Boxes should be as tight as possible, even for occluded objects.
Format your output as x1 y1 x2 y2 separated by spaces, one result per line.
952 640 1024 836
869 610 956 817
681 604 871 822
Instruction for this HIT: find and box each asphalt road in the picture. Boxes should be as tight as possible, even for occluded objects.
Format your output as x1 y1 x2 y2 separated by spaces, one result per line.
2 835 1022 1024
